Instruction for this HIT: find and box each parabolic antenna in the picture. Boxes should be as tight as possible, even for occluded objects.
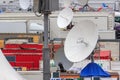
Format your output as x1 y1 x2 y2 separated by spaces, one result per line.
19 0 30 9
78 0 89 6
64 20 98 62
54 47 73 70
57 7 73 29
30 23 44 31
0 49 26 80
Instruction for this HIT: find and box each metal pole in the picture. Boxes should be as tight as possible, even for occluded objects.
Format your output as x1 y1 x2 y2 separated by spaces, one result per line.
91 51 94 62
119 41 120 61
43 13 51 80
43 0 51 80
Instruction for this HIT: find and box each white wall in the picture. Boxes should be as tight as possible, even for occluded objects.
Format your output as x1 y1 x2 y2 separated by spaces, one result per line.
50 12 114 40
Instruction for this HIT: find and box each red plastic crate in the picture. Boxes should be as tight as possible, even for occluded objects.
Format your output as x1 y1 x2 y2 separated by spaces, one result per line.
2 43 43 70
9 62 15 66
94 50 111 60
15 61 34 70
2 49 42 53
5 44 43 50
2 52 42 70
16 54 42 70
21 44 43 50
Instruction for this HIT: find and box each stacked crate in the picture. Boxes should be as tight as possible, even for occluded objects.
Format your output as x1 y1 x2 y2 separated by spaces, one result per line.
2 43 62 71
2 44 43 71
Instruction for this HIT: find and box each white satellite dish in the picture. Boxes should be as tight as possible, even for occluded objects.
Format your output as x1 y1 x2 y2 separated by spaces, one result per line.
78 0 89 6
57 7 73 29
19 0 30 9
64 20 98 62
0 49 26 80
54 47 73 70
30 23 44 31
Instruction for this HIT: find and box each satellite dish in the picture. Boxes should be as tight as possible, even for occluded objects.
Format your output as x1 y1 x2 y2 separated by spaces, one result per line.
30 23 44 31
64 20 98 62
78 0 89 6
0 49 26 80
54 47 73 70
57 7 73 29
19 0 30 9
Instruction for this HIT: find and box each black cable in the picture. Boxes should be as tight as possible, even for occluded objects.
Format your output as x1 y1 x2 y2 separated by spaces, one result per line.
34 10 43 17
33 0 45 17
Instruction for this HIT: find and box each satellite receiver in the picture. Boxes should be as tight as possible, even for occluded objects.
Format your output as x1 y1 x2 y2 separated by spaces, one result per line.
57 7 73 29
54 47 73 71
64 20 98 62
19 0 30 9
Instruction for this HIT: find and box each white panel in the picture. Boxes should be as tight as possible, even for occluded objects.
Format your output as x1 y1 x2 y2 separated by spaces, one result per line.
111 61 120 70
73 16 108 31
98 30 115 39
0 22 26 33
